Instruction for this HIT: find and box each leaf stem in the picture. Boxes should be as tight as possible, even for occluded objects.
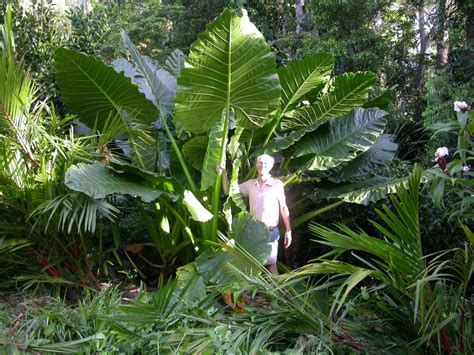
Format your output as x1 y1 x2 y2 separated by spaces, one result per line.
262 109 281 147
291 200 344 230
161 199 198 248
160 117 197 192
211 111 229 242
134 199 165 262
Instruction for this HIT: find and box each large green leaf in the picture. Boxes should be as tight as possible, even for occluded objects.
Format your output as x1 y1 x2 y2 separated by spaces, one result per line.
182 136 207 171
296 108 388 171
163 49 185 79
329 134 398 182
257 129 308 155
54 48 158 128
65 162 167 203
175 263 207 303
195 213 271 285
278 53 334 114
108 159 182 196
362 88 395 110
174 8 281 132
260 71 377 156
65 162 213 221
230 213 272 264
227 126 245 160
119 31 176 117
280 72 377 131
308 175 412 205
201 112 227 191
182 190 213 222
223 159 247 227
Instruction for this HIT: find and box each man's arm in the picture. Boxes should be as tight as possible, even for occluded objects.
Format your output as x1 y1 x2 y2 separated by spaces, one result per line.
277 182 292 248
218 166 248 197
280 204 292 248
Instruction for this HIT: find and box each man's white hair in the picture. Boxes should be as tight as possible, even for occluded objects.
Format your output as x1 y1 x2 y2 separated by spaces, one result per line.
256 154 274 168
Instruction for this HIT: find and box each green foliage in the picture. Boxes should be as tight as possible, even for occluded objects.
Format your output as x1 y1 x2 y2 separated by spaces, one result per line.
0 1 187 102
294 108 388 171
1 2 413 291
200 113 227 191
166 0 228 54
423 69 473 150
329 134 398 182
49 4 402 265
1 0 69 97
54 48 159 129
0 276 321 353
310 174 412 206
2 2 474 353
0 7 124 288
308 167 474 352
279 72 377 131
425 103 473 224
175 8 281 132
64 161 176 203
66 5 115 59
194 213 271 286
116 31 181 117
278 52 334 112
301 0 417 78
1 287 123 352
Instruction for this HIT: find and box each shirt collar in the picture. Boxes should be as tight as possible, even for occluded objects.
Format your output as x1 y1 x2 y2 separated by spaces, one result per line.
253 177 276 186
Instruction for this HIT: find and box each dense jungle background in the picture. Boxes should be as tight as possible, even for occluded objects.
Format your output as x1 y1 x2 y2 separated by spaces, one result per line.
0 0 473 353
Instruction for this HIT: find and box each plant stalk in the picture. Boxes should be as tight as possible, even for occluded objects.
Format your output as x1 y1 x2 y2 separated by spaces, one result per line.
161 199 198 248
211 110 230 242
291 200 344 230
133 199 165 262
160 117 197 193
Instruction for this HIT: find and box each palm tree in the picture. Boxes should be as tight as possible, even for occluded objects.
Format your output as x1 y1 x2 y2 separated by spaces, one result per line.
0 5 117 288
304 167 473 353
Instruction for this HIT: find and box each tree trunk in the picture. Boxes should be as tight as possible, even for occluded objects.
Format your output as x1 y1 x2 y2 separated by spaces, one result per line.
307 5 319 39
279 0 287 38
461 0 474 48
415 2 429 92
77 0 89 12
295 0 305 35
435 0 449 68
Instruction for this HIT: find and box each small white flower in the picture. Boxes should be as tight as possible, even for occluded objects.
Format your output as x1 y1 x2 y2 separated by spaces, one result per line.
461 165 470 172
435 147 449 158
454 101 471 112
302 100 310 105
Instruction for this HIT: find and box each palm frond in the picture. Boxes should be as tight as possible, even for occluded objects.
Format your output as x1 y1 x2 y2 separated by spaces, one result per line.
32 192 119 234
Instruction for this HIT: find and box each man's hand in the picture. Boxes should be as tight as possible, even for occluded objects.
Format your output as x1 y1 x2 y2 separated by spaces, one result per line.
284 230 292 248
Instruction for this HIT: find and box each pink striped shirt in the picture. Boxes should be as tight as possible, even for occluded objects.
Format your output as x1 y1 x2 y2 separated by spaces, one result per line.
239 177 286 228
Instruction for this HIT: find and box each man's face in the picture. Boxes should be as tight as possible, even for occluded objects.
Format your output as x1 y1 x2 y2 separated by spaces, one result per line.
257 159 272 176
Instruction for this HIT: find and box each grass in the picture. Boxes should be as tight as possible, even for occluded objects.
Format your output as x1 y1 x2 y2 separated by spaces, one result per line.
0 286 124 353
0 280 336 354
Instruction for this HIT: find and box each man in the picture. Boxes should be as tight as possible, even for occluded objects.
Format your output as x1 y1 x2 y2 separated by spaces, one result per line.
221 154 292 274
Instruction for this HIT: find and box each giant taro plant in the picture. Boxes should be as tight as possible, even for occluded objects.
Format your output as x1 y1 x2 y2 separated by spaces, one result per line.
53 5 405 272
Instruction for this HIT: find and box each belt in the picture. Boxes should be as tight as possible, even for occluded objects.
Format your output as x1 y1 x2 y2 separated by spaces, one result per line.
268 226 278 231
